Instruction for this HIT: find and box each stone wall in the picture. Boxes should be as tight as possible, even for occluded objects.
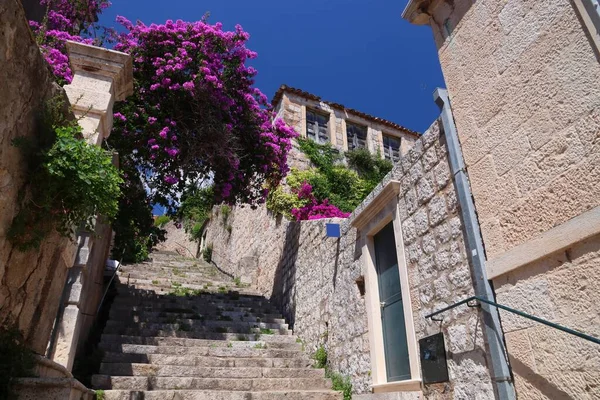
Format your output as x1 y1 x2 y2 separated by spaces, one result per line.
430 0 600 258
405 0 600 398
0 0 76 355
401 0 600 398
155 221 199 258
205 120 496 397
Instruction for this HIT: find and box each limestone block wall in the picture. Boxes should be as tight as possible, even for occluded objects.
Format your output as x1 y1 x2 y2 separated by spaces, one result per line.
433 0 600 257
155 221 199 258
416 0 600 398
205 120 496 397
0 0 76 355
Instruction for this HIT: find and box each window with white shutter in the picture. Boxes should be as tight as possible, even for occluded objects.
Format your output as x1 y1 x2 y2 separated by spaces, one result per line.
346 122 368 151
383 134 401 163
306 109 329 144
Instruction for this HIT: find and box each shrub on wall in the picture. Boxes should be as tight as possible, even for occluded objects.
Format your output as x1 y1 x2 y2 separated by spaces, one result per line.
176 185 215 241
266 138 393 220
8 99 122 251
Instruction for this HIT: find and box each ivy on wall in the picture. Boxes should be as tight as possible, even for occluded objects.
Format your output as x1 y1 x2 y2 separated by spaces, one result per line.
8 97 122 251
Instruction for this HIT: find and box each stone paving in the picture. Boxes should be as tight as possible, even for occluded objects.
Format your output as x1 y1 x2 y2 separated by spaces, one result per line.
92 251 342 399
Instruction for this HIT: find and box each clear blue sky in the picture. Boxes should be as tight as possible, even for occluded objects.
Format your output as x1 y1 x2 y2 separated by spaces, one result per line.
99 0 445 134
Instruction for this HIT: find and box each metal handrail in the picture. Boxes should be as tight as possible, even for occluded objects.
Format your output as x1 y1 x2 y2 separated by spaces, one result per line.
425 296 600 346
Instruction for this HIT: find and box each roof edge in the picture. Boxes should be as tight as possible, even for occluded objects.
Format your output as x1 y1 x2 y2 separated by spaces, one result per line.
272 85 420 137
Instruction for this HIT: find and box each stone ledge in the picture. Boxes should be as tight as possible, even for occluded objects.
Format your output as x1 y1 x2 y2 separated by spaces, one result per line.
371 378 422 393
487 205 600 279
351 181 401 230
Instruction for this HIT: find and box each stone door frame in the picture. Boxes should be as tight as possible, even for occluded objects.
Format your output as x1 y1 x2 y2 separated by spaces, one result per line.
352 180 422 393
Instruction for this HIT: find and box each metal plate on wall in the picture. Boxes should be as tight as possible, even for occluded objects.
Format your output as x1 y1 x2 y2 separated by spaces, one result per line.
419 332 449 384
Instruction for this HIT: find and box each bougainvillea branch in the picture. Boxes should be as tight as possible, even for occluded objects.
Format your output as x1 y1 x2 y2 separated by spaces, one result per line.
290 182 350 221
109 18 297 209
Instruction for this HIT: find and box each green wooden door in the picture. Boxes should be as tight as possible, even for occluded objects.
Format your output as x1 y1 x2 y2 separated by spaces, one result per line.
374 222 411 382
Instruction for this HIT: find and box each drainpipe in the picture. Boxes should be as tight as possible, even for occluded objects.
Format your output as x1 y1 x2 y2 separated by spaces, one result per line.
434 88 516 400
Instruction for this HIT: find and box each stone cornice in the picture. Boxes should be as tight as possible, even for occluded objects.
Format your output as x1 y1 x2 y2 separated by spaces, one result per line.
402 0 433 25
351 180 401 230
65 41 133 101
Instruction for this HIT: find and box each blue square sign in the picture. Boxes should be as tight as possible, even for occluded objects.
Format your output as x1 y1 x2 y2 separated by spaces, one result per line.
326 223 341 238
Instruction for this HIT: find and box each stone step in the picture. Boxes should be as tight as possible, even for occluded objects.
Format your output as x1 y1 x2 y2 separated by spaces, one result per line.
98 344 306 359
109 303 279 316
92 375 331 391
101 325 292 337
104 319 288 332
102 390 342 400
112 290 272 304
108 309 285 324
98 364 325 379
100 334 298 348
111 299 279 315
101 353 312 368
122 284 259 297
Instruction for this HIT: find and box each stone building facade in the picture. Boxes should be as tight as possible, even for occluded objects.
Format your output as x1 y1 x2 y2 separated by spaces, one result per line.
272 85 419 170
403 0 600 398
205 120 497 398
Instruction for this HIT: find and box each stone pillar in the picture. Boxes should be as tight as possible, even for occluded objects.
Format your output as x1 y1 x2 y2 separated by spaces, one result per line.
51 41 132 371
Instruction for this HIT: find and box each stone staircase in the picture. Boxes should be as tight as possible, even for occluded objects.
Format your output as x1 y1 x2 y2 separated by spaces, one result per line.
92 251 342 399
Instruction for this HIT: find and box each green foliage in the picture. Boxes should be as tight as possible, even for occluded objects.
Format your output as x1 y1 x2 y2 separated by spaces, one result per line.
267 138 392 218
177 186 215 240
265 185 308 218
346 148 393 193
154 215 170 227
95 390 105 400
314 345 328 369
202 245 213 263
297 137 342 171
234 277 242 287
9 111 122 250
260 328 274 335
220 204 231 223
327 370 353 400
0 325 36 399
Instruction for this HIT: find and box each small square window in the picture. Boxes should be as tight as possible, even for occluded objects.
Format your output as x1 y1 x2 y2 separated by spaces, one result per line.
383 134 401 163
346 122 367 151
306 109 329 144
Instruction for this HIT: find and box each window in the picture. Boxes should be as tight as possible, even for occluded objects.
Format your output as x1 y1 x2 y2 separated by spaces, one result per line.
306 109 329 144
383 134 401 163
346 122 367 151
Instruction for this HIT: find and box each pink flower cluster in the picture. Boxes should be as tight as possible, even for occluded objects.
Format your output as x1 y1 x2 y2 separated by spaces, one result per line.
110 18 298 207
291 182 350 221
29 0 111 83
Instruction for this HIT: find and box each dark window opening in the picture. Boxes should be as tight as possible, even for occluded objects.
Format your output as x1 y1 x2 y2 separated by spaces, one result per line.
306 109 329 144
347 122 367 151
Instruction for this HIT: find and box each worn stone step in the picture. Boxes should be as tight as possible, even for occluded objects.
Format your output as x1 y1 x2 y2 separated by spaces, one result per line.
98 364 325 379
98 344 306 359
102 390 343 400
108 309 285 324
100 334 298 348
109 302 279 316
101 353 312 368
105 319 288 332
101 324 292 337
112 291 274 306
92 375 331 391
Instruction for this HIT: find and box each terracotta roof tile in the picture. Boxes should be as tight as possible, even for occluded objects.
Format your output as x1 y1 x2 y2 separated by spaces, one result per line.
272 84 420 137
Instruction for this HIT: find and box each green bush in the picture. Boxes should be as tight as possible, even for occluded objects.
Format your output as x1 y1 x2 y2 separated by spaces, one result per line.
327 370 353 400
314 345 327 369
177 186 214 240
266 185 308 218
220 204 231 223
202 244 213 263
0 325 36 399
154 215 170 227
9 123 122 251
266 138 392 218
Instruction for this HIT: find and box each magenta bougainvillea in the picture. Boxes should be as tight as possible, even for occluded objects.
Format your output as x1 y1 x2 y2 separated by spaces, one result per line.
30 0 111 83
290 182 350 221
109 18 297 208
